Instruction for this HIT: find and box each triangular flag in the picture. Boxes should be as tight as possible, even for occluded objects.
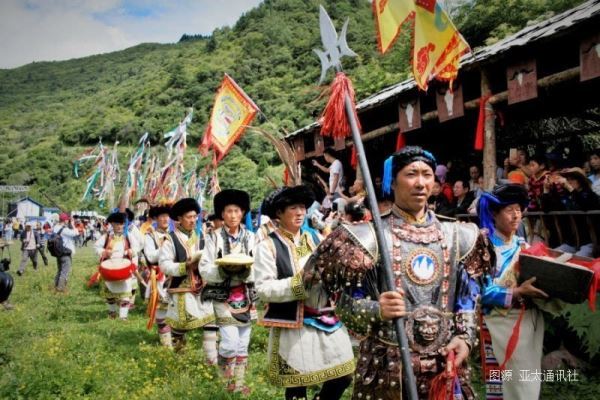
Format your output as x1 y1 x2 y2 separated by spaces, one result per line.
200 74 259 162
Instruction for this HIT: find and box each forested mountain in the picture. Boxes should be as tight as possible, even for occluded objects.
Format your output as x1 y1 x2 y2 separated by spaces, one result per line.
0 0 585 211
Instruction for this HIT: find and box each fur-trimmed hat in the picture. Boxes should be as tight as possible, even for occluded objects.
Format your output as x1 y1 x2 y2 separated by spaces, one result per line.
492 184 529 209
213 189 250 218
169 198 200 220
262 186 315 219
148 205 171 219
107 212 127 224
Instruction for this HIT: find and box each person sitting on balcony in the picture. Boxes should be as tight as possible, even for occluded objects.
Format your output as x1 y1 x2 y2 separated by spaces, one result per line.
450 178 475 216
542 167 600 257
527 154 550 211
427 177 453 216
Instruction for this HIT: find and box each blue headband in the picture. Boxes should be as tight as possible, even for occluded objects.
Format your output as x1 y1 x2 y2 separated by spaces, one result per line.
382 150 437 196
382 155 394 196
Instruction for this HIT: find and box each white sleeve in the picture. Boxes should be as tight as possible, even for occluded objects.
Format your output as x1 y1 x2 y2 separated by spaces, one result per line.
254 240 304 303
159 238 186 277
128 227 144 253
331 160 342 175
62 227 79 238
143 234 160 265
198 232 223 284
94 235 107 257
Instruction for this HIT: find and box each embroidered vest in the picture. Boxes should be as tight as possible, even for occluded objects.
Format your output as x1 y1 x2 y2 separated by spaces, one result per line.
168 231 192 289
260 232 303 328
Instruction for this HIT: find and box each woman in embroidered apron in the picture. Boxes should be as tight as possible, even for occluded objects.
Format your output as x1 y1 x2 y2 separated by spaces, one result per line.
478 184 549 400
158 198 215 351
95 211 139 320
199 189 257 395
254 185 354 400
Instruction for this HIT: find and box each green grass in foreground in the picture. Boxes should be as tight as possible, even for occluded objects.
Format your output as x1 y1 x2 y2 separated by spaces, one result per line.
1 243 598 399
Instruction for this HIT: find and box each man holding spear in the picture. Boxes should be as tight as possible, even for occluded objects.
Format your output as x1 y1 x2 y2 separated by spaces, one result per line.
307 7 492 399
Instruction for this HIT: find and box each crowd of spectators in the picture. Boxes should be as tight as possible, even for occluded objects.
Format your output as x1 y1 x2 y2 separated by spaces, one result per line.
305 147 600 257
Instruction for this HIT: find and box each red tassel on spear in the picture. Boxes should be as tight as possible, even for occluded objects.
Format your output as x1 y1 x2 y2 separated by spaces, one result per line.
320 72 361 138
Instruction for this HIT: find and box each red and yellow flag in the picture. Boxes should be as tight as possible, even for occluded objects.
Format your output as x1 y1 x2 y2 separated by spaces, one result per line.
373 0 470 91
199 74 259 162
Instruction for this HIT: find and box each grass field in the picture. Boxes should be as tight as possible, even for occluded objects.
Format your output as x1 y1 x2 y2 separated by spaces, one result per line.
1 242 598 399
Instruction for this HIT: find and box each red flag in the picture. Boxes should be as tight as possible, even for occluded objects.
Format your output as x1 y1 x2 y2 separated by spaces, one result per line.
283 168 290 186
474 94 491 151
395 131 406 151
350 145 358 169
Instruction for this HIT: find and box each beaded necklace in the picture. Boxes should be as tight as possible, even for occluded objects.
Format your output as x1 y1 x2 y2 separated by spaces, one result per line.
390 212 452 311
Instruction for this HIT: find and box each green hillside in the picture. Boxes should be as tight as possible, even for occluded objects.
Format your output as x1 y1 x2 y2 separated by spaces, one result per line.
0 0 585 212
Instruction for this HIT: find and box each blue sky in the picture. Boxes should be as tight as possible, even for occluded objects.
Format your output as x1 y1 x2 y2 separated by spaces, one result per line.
0 0 262 69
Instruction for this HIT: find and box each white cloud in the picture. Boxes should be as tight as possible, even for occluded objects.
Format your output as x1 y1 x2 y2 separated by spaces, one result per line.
0 0 262 69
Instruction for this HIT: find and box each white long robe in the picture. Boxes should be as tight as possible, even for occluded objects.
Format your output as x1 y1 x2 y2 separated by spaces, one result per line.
159 229 214 330
95 233 139 298
199 226 256 326
143 230 169 308
254 231 355 388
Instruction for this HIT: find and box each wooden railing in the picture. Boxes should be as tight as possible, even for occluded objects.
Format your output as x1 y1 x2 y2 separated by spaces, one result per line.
455 211 600 252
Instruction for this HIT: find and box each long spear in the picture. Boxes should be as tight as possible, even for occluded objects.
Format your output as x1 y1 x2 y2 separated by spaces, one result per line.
314 6 418 399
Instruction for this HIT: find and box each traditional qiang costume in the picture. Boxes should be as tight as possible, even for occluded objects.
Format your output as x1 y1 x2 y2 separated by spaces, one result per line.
158 198 215 350
477 184 545 400
95 211 140 320
254 186 354 400
143 205 173 347
310 148 492 400
199 189 257 393
126 208 144 306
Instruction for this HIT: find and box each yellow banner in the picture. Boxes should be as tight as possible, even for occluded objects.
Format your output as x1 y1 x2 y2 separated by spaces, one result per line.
372 0 414 54
412 2 470 90
373 0 470 90
201 74 259 161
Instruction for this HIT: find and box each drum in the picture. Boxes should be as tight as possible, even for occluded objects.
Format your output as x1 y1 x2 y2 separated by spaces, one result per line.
99 258 135 281
216 254 253 273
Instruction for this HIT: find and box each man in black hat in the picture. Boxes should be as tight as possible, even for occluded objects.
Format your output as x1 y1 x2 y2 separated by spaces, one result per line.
199 189 256 393
254 185 354 400
142 205 173 347
95 211 139 320
310 146 492 400
159 198 215 351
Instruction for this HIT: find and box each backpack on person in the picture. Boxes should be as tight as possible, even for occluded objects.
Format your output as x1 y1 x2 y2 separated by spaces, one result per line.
47 228 72 257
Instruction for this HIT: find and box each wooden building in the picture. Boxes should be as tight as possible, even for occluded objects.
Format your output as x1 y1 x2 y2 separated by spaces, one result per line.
286 0 600 192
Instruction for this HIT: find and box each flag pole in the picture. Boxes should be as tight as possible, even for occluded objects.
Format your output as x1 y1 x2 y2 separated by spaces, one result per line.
313 6 418 399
